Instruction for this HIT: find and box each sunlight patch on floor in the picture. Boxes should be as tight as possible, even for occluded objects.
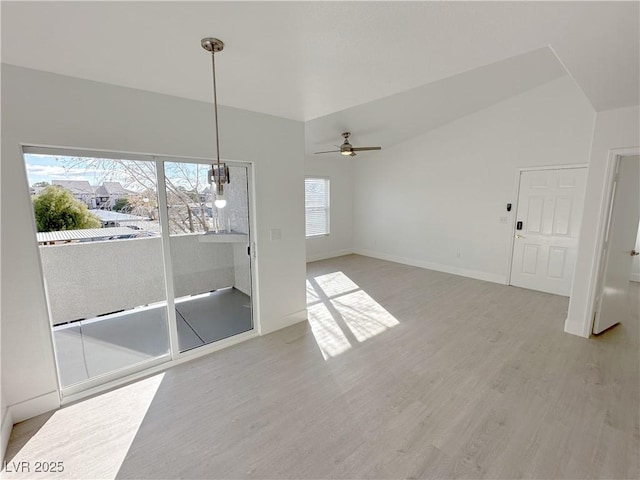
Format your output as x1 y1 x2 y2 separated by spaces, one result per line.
332 290 399 342
307 302 353 360
312 271 360 297
306 279 321 304
307 271 399 360
3 373 165 480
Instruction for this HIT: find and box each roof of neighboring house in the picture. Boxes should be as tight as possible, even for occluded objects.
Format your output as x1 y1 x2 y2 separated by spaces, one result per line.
30 186 47 195
96 182 132 197
52 180 95 195
95 181 131 196
36 227 145 244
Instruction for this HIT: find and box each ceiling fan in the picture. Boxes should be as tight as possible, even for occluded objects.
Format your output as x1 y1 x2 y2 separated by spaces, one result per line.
314 132 382 157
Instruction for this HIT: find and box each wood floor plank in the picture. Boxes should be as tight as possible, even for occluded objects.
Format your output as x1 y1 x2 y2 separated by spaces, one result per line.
3 254 639 479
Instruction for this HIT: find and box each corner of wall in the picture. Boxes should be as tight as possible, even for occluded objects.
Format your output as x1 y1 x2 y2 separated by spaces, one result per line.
1 405 12 463
354 248 508 285
563 316 591 338
259 309 307 336
8 391 60 425
306 249 353 263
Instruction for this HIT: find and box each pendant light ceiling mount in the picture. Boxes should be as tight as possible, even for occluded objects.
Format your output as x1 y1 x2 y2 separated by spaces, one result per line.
201 37 224 53
202 37 229 209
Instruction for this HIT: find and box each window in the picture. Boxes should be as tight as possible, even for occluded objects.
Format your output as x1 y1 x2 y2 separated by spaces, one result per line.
305 177 330 237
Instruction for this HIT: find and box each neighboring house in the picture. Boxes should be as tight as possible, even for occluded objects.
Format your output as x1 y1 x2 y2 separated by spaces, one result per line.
88 209 155 230
52 180 96 208
29 185 47 197
94 181 134 209
200 186 212 203
49 180 134 210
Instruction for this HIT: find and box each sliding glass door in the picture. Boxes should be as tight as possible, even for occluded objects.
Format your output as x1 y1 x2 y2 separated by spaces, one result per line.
164 162 253 352
24 153 171 389
23 148 254 393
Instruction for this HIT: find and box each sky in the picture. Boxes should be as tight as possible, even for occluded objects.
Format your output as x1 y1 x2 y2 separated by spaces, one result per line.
24 154 213 193
25 154 116 186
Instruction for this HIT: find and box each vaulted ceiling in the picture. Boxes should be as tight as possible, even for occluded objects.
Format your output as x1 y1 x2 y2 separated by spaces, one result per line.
2 1 638 123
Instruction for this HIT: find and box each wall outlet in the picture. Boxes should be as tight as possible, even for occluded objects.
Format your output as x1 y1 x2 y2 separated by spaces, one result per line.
499 216 508 224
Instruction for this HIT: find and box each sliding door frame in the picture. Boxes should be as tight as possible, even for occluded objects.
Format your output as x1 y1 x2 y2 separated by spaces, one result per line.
158 157 257 360
22 145 259 403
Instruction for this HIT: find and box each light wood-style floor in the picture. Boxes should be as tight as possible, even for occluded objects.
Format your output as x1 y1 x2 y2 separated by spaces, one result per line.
4 254 639 479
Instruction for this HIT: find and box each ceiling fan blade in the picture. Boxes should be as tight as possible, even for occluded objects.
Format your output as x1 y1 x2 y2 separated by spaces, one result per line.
314 150 341 154
351 146 382 152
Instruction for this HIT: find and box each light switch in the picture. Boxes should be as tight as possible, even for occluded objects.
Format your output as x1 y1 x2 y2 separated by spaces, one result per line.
270 228 282 240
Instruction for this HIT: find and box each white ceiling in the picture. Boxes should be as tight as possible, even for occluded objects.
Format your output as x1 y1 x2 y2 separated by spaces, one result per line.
305 47 567 154
2 1 638 121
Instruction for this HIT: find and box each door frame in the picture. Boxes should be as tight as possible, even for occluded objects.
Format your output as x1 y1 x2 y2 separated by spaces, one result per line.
506 163 588 287
589 147 640 334
21 145 260 404
156 157 257 361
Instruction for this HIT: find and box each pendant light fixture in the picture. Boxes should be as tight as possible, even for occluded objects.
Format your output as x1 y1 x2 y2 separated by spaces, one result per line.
202 37 230 209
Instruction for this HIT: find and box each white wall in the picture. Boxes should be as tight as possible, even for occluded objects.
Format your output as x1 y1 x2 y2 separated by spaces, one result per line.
352 76 595 282
565 106 640 337
1 64 306 422
304 155 354 262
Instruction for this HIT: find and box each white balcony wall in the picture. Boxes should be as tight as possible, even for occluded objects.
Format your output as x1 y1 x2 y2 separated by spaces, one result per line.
233 243 252 295
170 236 236 300
41 238 165 324
40 235 247 325
1 64 306 423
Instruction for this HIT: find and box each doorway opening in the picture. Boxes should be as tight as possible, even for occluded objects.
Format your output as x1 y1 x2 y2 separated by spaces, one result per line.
593 155 640 334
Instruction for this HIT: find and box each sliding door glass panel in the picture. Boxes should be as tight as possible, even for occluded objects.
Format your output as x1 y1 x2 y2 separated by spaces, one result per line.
23 153 170 388
164 162 252 352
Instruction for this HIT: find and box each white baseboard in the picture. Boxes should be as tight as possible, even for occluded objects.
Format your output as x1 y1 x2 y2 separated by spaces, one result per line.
1 407 13 463
631 273 640 283
353 249 507 285
306 249 353 263
8 391 60 424
261 309 307 335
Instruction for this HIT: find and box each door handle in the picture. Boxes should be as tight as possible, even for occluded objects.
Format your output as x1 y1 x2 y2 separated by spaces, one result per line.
631 250 640 256
515 234 525 239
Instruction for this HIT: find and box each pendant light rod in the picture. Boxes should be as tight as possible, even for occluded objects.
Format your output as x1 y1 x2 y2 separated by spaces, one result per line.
202 37 229 210
201 38 224 168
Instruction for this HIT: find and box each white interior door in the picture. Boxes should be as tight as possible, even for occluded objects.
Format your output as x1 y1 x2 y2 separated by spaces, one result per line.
510 168 587 296
631 225 640 282
593 156 640 334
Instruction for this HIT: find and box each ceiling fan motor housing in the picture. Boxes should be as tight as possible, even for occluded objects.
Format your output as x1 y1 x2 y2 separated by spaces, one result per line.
314 131 380 156
340 132 353 154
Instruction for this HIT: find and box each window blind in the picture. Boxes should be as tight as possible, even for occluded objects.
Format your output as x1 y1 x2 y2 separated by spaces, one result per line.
305 178 329 237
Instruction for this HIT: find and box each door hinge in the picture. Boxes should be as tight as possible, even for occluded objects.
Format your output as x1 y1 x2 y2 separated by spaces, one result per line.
247 245 251 256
